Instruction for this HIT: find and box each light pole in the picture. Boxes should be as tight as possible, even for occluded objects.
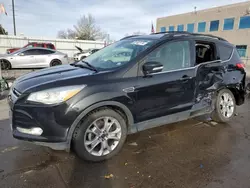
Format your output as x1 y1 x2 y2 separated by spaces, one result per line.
12 0 16 35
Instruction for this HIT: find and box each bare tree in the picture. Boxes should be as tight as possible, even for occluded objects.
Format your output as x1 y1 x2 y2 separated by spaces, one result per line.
74 14 106 40
0 24 8 35
132 31 147 35
57 14 107 41
57 29 76 39
124 31 147 37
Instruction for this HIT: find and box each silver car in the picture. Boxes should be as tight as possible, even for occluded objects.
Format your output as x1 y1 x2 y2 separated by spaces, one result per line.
0 47 69 69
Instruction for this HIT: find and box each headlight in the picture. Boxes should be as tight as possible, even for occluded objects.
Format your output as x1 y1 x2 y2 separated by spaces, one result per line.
27 85 86 104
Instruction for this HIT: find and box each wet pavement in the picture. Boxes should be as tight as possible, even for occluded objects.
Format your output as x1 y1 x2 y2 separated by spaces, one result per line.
0 97 250 188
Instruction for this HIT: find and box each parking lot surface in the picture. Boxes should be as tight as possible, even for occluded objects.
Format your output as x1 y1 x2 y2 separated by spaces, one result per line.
0 95 250 188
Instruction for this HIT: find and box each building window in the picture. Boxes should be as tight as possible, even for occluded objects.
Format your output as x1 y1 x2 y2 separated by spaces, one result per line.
210 20 219 31
187 23 194 32
223 18 234 30
198 22 206 32
239 16 250 29
236 45 247 57
177 24 184 31
160 27 166 32
169 26 175 31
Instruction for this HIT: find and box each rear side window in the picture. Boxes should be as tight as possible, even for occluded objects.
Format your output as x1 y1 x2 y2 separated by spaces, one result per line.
36 44 43 47
23 49 39 55
38 49 55 54
218 44 233 61
47 44 55 49
236 45 247 57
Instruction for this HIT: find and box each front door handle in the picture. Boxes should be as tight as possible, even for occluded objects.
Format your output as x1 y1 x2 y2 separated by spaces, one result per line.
180 75 192 81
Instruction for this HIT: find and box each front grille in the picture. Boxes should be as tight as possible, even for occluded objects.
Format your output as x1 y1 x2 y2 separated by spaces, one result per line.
13 110 38 129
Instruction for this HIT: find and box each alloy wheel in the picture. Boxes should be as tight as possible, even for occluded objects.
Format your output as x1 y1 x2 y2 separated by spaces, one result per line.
84 116 122 156
219 92 234 118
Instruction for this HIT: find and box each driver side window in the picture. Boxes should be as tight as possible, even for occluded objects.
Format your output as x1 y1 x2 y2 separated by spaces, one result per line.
144 40 191 72
22 49 38 56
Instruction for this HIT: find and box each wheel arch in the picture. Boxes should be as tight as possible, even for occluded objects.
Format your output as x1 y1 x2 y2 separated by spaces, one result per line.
227 87 245 105
213 84 245 106
66 101 136 150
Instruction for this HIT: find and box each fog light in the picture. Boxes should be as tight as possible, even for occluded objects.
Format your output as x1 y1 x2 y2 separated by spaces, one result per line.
16 127 43 136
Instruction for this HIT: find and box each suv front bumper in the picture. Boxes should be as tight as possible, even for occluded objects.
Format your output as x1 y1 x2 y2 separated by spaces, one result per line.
8 90 79 150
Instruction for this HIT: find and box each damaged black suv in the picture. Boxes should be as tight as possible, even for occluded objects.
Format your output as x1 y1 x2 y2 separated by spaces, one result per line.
8 32 247 162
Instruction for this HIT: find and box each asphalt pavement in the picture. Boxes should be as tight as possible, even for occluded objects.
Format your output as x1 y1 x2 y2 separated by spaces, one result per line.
0 95 250 188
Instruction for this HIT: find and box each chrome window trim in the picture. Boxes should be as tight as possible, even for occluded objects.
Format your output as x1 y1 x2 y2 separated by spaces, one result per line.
148 48 234 76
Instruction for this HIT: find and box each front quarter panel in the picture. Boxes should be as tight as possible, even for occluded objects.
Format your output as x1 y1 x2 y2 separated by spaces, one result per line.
68 78 138 123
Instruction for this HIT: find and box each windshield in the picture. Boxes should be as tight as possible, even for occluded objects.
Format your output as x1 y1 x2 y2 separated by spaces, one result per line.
10 48 25 55
77 38 156 70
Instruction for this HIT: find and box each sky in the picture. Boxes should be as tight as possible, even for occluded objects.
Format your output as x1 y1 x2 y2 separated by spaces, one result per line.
0 0 248 40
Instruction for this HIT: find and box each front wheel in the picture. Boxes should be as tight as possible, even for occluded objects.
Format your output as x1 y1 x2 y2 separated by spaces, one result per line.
211 89 236 123
72 108 127 162
0 59 11 70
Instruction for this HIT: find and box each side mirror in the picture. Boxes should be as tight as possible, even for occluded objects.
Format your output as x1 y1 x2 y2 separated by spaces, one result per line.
143 61 163 75
19 53 24 56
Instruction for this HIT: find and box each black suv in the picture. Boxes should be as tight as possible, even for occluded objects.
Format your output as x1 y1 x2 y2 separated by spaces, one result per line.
8 32 247 161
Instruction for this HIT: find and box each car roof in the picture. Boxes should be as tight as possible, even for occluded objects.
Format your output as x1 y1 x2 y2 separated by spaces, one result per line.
28 42 54 44
22 47 56 51
121 32 232 46
121 33 166 40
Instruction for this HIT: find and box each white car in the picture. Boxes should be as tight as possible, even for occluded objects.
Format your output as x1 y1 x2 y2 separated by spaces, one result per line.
0 47 69 69
73 46 100 61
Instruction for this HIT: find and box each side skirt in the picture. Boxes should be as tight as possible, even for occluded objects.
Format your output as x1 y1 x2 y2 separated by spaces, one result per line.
132 111 190 133
129 104 213 134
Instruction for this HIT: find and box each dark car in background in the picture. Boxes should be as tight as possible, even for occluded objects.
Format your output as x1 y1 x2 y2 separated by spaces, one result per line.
6 42 56 54
8 32 248 162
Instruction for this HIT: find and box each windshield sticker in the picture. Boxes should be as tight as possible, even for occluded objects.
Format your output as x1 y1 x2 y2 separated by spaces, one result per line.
131 41 150 46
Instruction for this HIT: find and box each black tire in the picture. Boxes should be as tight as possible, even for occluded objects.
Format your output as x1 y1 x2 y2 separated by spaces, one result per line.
211 89 236 123
50 59 62 67
72 108 127 162
80 56 86 60
0 59 11 70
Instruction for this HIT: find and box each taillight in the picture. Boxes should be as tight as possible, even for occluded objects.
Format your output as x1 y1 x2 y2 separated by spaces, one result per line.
236 62 245 69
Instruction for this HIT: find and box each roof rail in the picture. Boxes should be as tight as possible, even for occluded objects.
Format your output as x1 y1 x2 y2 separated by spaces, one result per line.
151 31 190 35
120 35 140 40
190 33 228 41
152 31 227 41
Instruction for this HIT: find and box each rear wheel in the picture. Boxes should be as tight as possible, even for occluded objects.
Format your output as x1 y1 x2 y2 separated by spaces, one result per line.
0 59 11 70
211 89 236 123
72 108 127 162
50 59 62 67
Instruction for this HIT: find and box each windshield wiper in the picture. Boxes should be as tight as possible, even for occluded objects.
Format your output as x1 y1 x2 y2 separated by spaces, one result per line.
70 61 98 72
81 61 98 72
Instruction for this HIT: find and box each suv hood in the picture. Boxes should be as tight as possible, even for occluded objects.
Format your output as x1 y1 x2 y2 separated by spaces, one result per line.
13 65 95 93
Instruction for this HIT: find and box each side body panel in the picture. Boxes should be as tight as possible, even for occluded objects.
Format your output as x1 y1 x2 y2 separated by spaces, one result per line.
135 69 196 122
